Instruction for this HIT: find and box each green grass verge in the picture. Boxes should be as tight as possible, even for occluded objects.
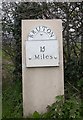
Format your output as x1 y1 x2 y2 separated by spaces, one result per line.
2 80 82 119
2 80 23 118
0 95 2 120
0 50 2 57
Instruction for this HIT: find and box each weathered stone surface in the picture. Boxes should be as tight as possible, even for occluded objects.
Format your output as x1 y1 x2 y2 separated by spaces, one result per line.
22 20 64 117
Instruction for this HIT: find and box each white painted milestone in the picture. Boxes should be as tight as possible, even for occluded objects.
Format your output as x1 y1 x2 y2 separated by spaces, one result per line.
26 26 59 67
22 20 64 116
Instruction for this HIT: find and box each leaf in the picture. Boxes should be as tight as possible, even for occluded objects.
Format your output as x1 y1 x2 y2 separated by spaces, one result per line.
32 111 41 118
56 95 64 102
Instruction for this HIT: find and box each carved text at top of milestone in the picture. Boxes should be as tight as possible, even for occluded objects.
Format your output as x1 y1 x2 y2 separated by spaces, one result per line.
28 26 55 39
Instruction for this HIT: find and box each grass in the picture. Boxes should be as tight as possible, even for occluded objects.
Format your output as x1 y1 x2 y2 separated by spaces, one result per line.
2 80 23 118
0 95 2 120
2 50 23 118
2 78 82 119
0 49 2 119
0 50 2 57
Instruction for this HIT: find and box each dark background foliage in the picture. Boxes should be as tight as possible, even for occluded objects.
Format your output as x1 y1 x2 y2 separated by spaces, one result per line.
2 2 83 118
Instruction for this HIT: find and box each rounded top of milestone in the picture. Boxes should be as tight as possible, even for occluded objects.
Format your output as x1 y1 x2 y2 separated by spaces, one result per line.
28 26 56 41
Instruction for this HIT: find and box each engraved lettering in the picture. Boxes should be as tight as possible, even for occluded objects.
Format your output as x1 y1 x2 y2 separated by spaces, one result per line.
28 34 34 38
36 26 40 32
47 28 51 33
35 55 39 59
50 56 53 59
29 57 32 60
43 54 44 59
40 46 45 52
54 57 57 59
42 26 47 32
31 30 36 34
50 32 54 37
46 55 49 59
